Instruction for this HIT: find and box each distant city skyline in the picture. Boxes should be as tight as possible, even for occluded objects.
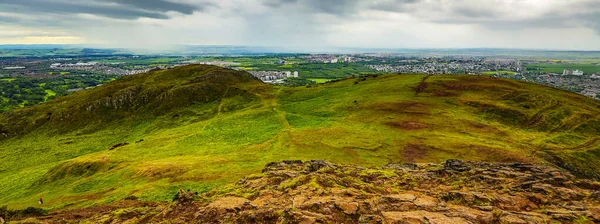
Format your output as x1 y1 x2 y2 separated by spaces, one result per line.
1 0 599 51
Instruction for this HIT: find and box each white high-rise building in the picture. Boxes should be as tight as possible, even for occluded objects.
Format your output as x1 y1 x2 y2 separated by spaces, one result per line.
293 71 299 78
564 69 584 76
286 71 291 77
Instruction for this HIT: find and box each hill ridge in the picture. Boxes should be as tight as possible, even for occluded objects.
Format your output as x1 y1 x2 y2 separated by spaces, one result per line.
0 65 265 138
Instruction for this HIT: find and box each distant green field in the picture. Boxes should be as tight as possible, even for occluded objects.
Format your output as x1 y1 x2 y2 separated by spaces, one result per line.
44 89 56 101
0 75 118 112
308 78 337 83
525 63 600 74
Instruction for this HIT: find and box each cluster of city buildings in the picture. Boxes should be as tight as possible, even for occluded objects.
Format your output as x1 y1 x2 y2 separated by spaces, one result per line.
49 62 149 75
2 66 25 70
530 73 600 99
367 58 521 75
248 71 299 83
300 55 340 63
182 61 241 67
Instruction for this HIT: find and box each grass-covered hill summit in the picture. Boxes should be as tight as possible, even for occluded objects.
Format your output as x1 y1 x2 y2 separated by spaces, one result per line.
0 65 599 210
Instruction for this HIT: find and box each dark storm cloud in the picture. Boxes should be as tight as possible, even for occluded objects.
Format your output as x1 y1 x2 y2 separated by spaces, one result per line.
111 0 198 15
0 0 202 20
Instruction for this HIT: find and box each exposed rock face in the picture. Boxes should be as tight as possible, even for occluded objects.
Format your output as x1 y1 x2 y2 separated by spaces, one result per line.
444 159 471 172
172 189 199 205
26 160 600 223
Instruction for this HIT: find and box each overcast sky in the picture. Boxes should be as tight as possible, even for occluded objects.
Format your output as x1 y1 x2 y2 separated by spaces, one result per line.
1 0 599 50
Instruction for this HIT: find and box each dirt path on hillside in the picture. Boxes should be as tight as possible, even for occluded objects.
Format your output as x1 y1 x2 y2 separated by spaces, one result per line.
201 87 230 132
565 137 600 151
415 75 431 95
216 87 230 115
273 88 291 130
552 113 596 132
523 99 561 128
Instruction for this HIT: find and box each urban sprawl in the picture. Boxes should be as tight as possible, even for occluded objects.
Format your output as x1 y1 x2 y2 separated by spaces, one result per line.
1 53 599 100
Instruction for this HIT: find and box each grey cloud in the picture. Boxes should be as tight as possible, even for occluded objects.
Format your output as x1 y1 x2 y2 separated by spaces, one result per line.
0 15 18 23
263 0 297 8
0 0 202 20
1 0 599 50
451 7 499 19
264 0 423 15
368 0 423 13
264 0 362 15
399 0 600 34
578 13 600 34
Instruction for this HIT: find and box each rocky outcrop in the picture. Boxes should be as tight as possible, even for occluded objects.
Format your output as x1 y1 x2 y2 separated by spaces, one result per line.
25 160 600 223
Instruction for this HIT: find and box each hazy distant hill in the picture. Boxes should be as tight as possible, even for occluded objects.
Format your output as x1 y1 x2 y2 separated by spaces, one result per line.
0 65 599 209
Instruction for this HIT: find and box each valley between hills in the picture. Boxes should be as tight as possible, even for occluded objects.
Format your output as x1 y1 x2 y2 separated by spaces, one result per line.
1 65 599 222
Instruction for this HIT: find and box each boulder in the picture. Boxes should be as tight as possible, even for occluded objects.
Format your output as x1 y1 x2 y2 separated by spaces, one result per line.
383 194 417 203
590 207 600 221
336 201 359 215
444 159 471 172
413 196 438 209
500 214 528 224
307 160 331 172
172 189 198 204
382 211 467 224
205 197 253 214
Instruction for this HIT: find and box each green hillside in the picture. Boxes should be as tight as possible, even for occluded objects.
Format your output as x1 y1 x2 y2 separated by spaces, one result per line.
1 65 599 210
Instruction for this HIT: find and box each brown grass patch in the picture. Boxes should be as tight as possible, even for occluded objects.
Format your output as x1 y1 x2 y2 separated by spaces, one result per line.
133 163 189 180
464 144 531 163
431 90 458 97
462 100 527 126
439 76 521 92
402 143 430 162
465 120 507 135
36 159 110 185
62 187 116 202
386 121 429 130
365 101 430 115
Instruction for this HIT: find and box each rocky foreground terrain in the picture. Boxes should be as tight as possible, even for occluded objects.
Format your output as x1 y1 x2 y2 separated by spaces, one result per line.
15 160 600 223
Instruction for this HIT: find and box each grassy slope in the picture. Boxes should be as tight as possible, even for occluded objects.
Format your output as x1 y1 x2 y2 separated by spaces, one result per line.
0 65 599 210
